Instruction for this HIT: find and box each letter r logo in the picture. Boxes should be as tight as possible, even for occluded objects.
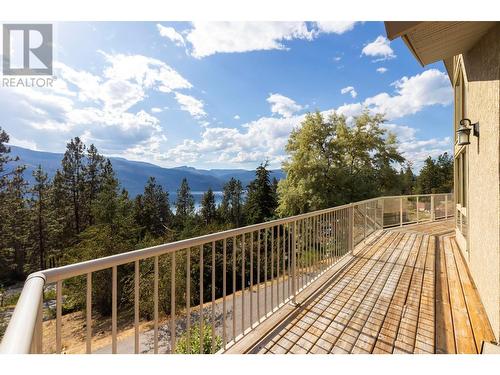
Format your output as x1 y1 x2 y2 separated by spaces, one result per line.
2 24 53 75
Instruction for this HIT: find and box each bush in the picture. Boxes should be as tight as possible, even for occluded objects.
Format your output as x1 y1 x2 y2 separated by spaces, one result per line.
175 320 222 354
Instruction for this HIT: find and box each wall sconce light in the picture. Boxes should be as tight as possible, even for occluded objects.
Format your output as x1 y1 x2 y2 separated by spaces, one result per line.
457 118 479 146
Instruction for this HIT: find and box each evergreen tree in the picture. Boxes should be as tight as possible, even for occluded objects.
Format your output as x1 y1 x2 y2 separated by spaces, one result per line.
244 161 277 224
399 162 416 195
175 178 195 226
219 178 244 227
28 165 51 271
135 177 172 237
61 137 86 235
85 144 105 226
200 188 217 225
416 153 453 194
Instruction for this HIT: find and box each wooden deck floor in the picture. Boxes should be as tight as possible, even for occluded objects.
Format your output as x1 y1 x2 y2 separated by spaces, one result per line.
244 220 495 354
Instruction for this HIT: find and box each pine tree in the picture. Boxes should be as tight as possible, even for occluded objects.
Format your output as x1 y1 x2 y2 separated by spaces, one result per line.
85 144 105 226
200 188 217 225
28 165 51 271
244 161 277 224
135 177 172 237
219 178 244 227
175 178 195 226
61 137 86 235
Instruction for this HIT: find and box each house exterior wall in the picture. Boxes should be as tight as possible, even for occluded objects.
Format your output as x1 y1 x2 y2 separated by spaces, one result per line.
457 23 500 341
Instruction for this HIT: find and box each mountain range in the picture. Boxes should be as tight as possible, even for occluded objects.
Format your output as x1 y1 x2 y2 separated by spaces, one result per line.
7 145 285 197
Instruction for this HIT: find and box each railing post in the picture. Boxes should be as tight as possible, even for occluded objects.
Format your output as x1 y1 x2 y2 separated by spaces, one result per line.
431 195 435 221
363 203 367 242
416 196 419 223
348 204 354 254
291 220 297 304
445 194 448 218
399 197 403 227
381 198 385 228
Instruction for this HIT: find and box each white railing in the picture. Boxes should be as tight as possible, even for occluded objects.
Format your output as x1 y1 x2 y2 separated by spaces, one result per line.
0 193 453 354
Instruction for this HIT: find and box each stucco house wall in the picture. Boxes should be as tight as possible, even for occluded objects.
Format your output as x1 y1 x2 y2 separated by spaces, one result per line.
460 23 500 340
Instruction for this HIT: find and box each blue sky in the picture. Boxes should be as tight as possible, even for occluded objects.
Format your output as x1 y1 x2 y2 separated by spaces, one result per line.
0 21 453 170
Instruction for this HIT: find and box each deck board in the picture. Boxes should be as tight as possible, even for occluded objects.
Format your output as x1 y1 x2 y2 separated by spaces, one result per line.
242 219 495 354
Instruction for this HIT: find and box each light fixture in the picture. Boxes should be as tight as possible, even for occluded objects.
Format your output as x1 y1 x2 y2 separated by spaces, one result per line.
457 118 479 146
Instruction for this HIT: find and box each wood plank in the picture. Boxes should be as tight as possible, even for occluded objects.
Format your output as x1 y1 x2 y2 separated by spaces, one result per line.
341 233 416 354
392 235 430 353
449 237 496 350
414 235 435 354
365 233 424 353
443 236 477 353
435 235 456 354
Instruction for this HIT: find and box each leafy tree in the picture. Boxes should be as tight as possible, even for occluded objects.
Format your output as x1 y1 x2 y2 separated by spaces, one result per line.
175 178 195 226
277 110 405 216
244 161 277 224
200 188 217 225
219 178 244 227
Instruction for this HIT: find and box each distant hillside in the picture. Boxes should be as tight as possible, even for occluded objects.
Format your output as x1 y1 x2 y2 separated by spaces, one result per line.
8 146 285 196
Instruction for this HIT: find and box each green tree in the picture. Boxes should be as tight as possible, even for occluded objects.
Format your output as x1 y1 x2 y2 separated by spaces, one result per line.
277 110 405 216
399 162 416 195
85 144 105 226
416 152 453 194
175 178 195 226
61 137 86 235
27 165 51 271
244 161 277 224
134 177 172 237
219 178 244 227
200 188 217 225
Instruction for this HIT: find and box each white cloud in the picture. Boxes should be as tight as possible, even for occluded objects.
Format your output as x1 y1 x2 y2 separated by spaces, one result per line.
233 115 240 120
362 36 395 61
174 92 206 118
0 51 198 158
376 67 388 74
333 56 342 62
156 24 185 47
168 21 357 59
341 86 358 98
185 22 315 58
314 22 357 34
267 93 303 118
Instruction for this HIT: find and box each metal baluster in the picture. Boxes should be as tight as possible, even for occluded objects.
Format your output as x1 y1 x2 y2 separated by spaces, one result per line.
264 229 268 315
250 233 253 327
211 241 215 353
186 249 190 354
56 280 62 354
199 245 203 354
232 236 236 341
277 225 280 304
222 239 227 349
112 266 117 354
134 261 140 354
171 252 176 353
257 230 260 321
154 256 159 354
287 223 291 298
241 234 245 334
86 273 92 354
271 228 274 310
282 224 285 302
